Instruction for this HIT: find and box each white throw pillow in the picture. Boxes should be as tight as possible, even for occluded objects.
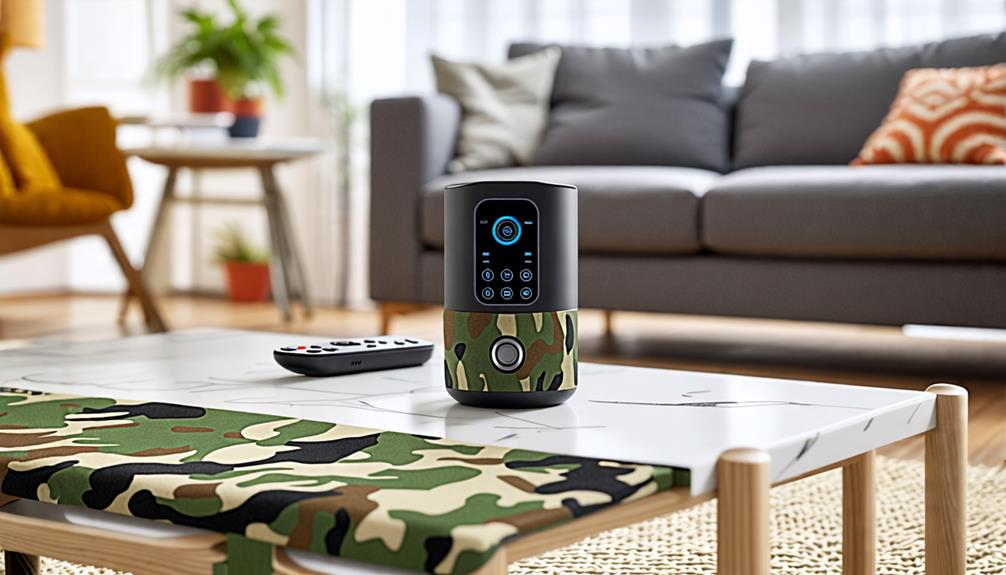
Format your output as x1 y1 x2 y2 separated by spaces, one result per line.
432 47 561 173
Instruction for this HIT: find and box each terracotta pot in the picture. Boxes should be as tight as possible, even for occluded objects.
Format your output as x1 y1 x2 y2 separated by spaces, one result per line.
188 78 228 113
228 96 263 138
224 261 271 302
230 96 262 117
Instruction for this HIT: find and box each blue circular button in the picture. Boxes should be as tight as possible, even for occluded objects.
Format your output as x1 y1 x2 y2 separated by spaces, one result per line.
520 269 532 282
520 287 533 300
481 287 494 300
501 287 513 299
500 268 513 282
492 216 522 246
481 269 494 281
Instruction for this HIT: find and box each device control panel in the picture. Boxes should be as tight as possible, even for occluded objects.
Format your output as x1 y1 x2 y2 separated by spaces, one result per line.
474 198 539 305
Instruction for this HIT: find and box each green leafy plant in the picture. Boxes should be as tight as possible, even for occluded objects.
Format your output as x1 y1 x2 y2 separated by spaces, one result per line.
152 0 295 100
212 222 270 264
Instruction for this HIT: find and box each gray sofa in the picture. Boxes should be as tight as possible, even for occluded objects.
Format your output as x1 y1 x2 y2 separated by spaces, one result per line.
370 35 1006 328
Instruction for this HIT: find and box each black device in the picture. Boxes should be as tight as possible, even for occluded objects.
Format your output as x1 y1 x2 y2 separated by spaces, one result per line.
273 337 434 377
443 180 578 408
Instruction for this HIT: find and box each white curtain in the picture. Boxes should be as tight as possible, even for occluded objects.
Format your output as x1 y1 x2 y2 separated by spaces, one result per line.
333 0 1006 96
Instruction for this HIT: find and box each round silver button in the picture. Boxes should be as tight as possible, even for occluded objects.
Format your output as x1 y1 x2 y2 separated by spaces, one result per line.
490 337 524 373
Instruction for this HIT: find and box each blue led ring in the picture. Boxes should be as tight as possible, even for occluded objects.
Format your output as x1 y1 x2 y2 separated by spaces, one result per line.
492 216 522 246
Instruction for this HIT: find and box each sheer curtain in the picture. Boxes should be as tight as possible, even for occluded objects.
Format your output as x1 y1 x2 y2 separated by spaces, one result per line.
312 0 1005 306
334 0 1006 96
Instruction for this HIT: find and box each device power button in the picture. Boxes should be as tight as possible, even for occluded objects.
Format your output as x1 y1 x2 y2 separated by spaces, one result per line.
490 337 524 373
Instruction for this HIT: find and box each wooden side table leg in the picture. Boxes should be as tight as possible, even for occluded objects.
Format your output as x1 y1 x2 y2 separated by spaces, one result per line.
843 450 876 575
4 550 40 575
266 167 313 317
119 166 177 325
103 223 166 333
264 193 292 321
718 448 770 575
925 384 968 575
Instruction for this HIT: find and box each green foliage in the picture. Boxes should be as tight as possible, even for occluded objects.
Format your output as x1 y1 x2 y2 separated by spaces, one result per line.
152 0 295 99
212 222 270 264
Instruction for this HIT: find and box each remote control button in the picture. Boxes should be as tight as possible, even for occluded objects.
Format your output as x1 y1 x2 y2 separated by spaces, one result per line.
520 287 533 300
323 347 337 352
481 269 494 282
297 346 306 350
490 337 524 372
367 344 377 348
310 345 322 349
520 269 532 282
500 268 513 282
492 216 522 246
481 287 494 300
333 341 352 346
405 338 418 343
500 287 513 300
364 339 375 343
394 340 405 345
281 347 297 351
378 341 388 344
306 349 322 353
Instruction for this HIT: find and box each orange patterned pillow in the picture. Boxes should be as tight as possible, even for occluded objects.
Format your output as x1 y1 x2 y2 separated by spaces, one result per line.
853 65 1006 165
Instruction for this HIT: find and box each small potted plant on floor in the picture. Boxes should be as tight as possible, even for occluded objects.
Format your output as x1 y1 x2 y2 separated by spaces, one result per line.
214 222 272 302
152 0 294 137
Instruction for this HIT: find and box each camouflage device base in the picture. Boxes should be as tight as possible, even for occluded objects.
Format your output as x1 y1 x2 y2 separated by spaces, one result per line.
443 310 577 405
0 388 687 574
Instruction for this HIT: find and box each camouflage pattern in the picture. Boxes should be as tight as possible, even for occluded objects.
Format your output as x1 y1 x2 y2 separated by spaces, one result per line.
444 310 577 393
0 388 684 574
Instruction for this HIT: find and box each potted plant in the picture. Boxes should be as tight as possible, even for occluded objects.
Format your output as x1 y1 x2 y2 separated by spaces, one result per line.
213 223 272 302
152 0 294 137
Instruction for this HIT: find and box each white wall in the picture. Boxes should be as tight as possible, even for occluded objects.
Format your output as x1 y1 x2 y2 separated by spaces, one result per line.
0 0 68 294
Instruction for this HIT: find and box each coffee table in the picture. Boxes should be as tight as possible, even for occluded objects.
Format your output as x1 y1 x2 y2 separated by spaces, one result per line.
0 329 966 575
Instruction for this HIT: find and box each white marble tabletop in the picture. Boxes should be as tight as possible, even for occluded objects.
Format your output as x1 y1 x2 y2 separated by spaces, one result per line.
0 329 934 496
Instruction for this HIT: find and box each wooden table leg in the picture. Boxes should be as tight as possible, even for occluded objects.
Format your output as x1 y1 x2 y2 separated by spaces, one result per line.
263 191 292 322
925 383 968 575
4 550 40 575
119 166 177 325
843 450 876 575
718 448 770 575
262 166 313 317
103 223 166 333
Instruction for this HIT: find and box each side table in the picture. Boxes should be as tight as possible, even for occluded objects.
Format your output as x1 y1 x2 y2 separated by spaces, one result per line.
121 139 325 321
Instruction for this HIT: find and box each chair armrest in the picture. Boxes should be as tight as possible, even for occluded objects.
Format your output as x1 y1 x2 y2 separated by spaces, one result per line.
26 106 133 208
369 95 460 302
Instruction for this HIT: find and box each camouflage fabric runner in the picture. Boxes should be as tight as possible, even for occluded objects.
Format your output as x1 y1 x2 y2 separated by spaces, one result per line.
444 310 577 393
0 388 686 574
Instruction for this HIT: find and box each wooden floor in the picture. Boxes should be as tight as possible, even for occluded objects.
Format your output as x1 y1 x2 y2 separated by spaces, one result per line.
0 293 1002 468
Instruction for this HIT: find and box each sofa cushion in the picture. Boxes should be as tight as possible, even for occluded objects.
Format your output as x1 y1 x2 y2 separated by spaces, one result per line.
431 48 560 173
423 166 718 255
734 32 1006 169
702 165 1006 261
509 40 733 172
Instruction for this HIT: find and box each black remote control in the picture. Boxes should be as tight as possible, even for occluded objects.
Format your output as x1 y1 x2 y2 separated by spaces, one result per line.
273 336 434 377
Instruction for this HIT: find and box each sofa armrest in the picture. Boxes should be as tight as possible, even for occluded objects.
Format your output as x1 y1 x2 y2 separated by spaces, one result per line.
369 95 460 302
26 106 133 208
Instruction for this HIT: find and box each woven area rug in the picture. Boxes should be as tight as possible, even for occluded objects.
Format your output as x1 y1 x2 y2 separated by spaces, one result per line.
2 456 1004 575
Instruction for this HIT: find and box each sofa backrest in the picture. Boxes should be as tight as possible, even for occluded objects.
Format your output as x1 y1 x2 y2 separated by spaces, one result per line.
733 32 1006 169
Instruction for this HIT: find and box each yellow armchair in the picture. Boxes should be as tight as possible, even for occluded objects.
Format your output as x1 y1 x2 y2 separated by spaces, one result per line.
0 106 165 331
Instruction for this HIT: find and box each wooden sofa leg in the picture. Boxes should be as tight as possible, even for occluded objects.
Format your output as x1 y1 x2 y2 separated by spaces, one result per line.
379 302 430 335
925 384 968 575
102 223 167 333
718 448 771 575
4 550 40 575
